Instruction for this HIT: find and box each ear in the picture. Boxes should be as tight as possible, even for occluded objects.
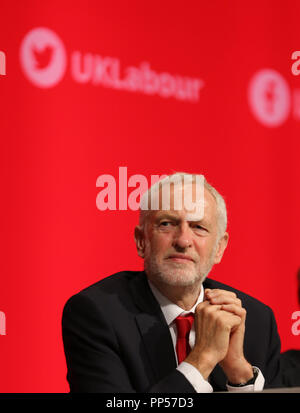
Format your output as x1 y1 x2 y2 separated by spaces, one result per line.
213 232 229 264
134 225 146 258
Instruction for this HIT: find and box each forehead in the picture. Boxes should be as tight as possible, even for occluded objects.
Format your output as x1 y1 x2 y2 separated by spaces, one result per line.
147 185 218 224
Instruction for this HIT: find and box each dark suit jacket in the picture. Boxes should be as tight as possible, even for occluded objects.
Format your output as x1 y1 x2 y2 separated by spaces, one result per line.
62 271 282 392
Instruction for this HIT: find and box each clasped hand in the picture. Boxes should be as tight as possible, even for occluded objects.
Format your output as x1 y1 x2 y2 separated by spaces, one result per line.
185 289 253 384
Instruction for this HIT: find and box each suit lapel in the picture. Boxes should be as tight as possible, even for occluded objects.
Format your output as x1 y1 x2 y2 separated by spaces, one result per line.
129 272 177 381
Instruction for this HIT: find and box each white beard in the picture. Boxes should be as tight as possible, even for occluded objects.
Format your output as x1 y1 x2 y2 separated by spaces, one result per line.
144 243 217 287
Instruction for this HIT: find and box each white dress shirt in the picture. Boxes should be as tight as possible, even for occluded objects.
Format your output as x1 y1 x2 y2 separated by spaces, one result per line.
148 280 265 393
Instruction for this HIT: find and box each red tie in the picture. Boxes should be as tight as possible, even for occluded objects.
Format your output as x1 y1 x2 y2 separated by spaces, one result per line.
175 313 195 364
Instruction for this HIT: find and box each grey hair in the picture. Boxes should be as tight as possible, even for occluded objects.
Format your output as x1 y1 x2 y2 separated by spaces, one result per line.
139 172 227 238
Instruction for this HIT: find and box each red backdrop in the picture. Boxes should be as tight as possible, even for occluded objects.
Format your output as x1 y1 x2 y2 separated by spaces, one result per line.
0 0 299 392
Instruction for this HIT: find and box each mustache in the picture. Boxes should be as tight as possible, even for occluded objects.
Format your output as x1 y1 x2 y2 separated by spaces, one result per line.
165 253 197 262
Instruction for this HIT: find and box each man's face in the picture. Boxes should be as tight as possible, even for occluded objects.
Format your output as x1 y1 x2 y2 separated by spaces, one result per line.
135 184 228 287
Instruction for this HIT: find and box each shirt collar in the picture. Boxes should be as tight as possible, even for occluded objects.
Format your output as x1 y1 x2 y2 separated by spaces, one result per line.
148 279 204 326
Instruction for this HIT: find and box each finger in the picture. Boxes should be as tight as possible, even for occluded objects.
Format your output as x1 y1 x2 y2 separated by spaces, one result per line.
205 289 237 300
220 304 246 320
205 288 240 305
207 295 242 307
220 310 242 328
194 301 223 324
195 300 210 310
195 300 222 314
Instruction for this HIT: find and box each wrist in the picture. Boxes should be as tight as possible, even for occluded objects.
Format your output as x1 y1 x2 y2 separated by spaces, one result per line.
227 366 259 387
222 359 254 384
185 351 217 380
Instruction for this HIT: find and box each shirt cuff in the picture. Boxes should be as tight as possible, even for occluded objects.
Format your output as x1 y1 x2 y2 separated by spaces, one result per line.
226 366 265 392
177 362 213 393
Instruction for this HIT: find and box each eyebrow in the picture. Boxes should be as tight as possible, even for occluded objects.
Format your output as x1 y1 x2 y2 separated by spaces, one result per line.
154 213 210 227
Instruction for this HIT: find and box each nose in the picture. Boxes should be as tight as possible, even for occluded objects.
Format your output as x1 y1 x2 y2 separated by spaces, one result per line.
172 222 192 249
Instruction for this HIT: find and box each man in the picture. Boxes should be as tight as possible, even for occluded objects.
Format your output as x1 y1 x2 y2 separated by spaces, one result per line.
62 173 282 392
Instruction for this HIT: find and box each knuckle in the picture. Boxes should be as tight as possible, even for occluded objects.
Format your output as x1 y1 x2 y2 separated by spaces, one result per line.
221 320 231 332
211 310 219 319
216 311 226 323
207 309 218 322
203 305 213 316
196 301 209 314
215 315 223 327
224 324 232 332
195 304 203 314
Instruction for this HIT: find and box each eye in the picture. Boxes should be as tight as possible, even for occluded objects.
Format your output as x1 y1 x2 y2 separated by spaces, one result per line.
157 220 176 231
159 221 172 227
192 224 208 233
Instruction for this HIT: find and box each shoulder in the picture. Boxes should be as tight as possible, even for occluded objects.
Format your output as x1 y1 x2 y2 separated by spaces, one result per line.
79 270 142 296
62 270 144 315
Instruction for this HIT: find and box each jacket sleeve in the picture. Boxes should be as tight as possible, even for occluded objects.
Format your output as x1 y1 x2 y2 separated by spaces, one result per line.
62 293 195 393
264 306 283 388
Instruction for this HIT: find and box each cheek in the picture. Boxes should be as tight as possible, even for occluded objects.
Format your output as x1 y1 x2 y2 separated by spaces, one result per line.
194 237 217 257
150 233 173 253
